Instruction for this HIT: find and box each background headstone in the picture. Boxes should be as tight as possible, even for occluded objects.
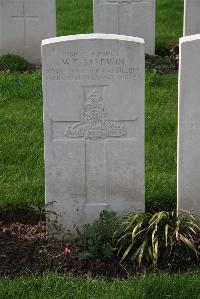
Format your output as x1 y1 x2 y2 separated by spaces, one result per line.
184 0 200 36
178 34 200 219
0 0 56 65
42 34 145 239
93 0 155 55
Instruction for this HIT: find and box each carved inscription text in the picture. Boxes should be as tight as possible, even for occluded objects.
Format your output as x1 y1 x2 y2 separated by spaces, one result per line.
45 50 138 81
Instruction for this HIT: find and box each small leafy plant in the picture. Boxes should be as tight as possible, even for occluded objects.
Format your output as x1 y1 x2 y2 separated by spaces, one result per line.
30 202 59 238
113 211 200 269
79 210 120 260
0 54 35 72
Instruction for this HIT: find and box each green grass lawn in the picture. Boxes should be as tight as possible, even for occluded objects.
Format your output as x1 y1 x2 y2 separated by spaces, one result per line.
156 0 183 49
56 0 183 49
0 1 181 211
0 0 196 295
0 273 200 299
0 71 44 210
0 72 177 211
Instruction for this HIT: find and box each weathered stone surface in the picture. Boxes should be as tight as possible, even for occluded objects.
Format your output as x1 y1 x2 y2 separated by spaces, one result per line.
0 0 56 65
178 34 200 219
42 34 145 239
93 0 155 55
184 0 200 36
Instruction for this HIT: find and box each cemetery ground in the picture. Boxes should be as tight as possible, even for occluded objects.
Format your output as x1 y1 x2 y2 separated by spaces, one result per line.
1 0 200 298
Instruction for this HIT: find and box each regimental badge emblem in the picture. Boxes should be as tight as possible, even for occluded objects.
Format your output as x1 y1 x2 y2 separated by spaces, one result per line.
65 86 127 139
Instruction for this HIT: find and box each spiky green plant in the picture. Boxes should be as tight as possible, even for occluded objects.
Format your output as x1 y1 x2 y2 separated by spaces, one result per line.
113 211 200 269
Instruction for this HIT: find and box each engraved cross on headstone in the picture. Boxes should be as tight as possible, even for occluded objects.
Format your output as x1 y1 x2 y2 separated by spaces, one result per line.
12 2 39 47
51 85 137 212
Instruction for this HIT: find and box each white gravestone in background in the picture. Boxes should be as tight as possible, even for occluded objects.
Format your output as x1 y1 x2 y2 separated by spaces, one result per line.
0 0 56 65
93 0 155 55
178 35 200 219
184 0 200 36
42 34 145 239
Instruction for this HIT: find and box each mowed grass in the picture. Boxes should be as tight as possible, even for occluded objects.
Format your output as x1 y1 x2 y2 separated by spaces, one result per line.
0 0 180 210
0 72 44 209
57 0 183 49
0 72 177 211
0 0 193 294
146 74 177 211
156 0 183 49
57 0 93 36
0 273 200 299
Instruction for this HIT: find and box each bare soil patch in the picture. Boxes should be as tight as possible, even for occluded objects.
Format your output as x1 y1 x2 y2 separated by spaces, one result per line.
0 216 134 279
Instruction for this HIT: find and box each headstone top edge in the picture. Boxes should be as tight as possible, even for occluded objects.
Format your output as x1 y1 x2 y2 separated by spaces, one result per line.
42 34 145 47
180 34 200 45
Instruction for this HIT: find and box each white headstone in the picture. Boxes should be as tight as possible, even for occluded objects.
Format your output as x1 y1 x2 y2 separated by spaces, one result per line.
0 0 56 65
178 34 200 218
184 0 200 36
93 0 155 55
42 34 145 239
